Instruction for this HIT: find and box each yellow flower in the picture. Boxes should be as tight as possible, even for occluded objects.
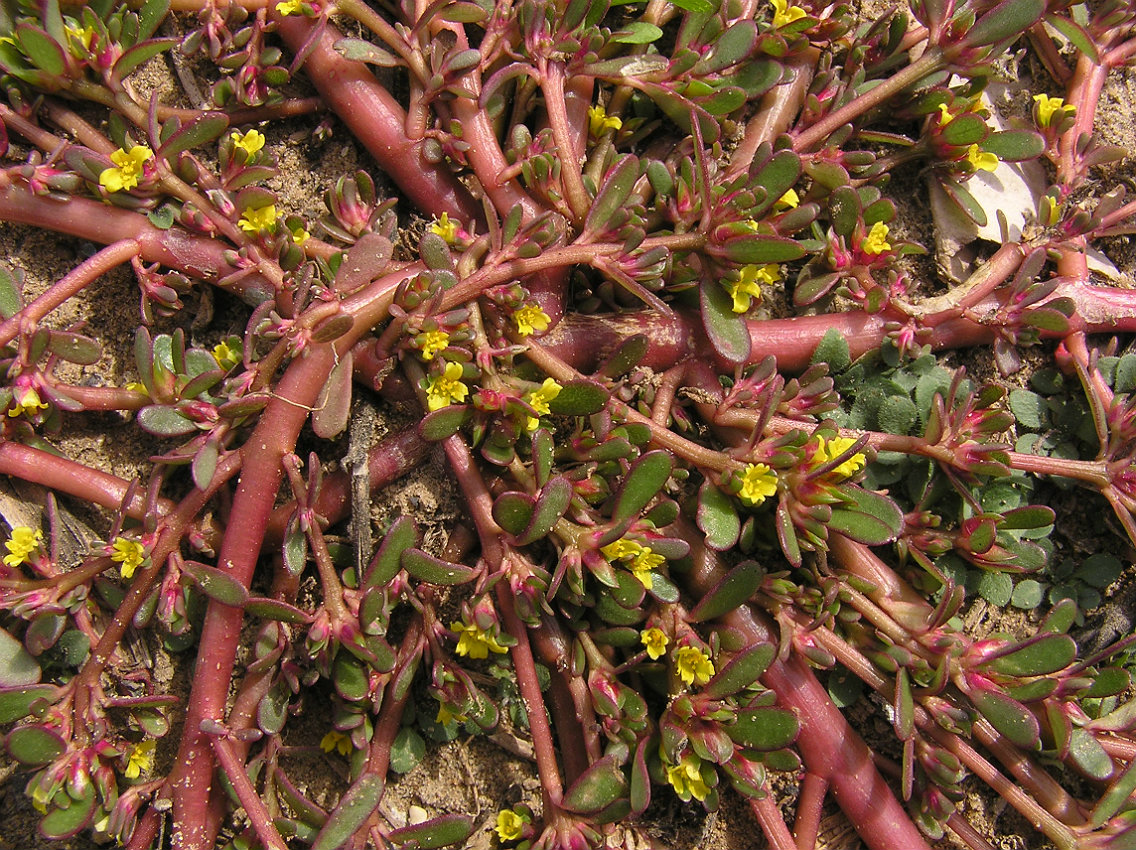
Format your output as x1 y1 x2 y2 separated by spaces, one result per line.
418 329 451 361
737 463 778 507
3 527 43 567
675 645 715 687
289 222 311 245
810 436 866 478
666 753 710 802
429 212 459 244
601 538 640 560
7 385 48 418
99 146 153 193
937 103 954 126
588 105 622 137
424 361 469 412
212 338 242 371
965 144 999 173
123 740 155 779
628 546 664 589
451 621 507 659
495 809 526 842
65 24 95 51
860 221 891 256
238 204 277 234
1033 94 1073 128
435 703 467 725
776 188 800 209
513 303 551 337
641 627 669 660
230 129 266 157
726 263 779 314
771 0 807 28
125 381 149 396
110 537 147 580
524 378 562 431
1041 194 1060 226
276 0 306 14
320 730 353 756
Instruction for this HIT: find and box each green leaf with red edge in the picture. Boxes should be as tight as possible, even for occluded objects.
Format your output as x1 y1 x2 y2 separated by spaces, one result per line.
1021 306 1071 333
333 37 401 66
40 784 96 840
157 111 229 159
181 560 249 607
1043 13 1098 63
697 479 740 550
776 499 802 567
311 774 384 850
938 176 988 227
704 643 776 698
46 331 100 365
15 24 65 76
6 725 65 765
689 560 763 623
728 707 799 750
829 185 862 238
1068 727 1113 780
983 129 1044 161
701 275 750 364
401 548 476 585
515 476 573 545
387 814 474 848
0 627 40 687
716 233 805 265
960 0 1044 48
547 381 607 415
492 491 532 537
972 688 1039 749
939 112 988 146
0 685 55 723
137 405 197 437
586 155 640 237
613 450 672 524
419 405 472 440
702 21 756 70
985 634 1075 677
245 597 312 624
827 486 903 545
562 756 627 815
111 37 178 83
364 516 417 588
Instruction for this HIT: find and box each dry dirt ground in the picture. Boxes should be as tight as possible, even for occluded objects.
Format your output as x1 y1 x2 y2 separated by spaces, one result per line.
1 5 1135 850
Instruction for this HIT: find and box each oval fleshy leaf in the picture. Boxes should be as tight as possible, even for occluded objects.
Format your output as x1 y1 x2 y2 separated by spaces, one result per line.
311 774 384 850
561 756 627 815
516 476 573 545
704 643 776 699
401 548 476 585
0 684 55 723
364 516 417 588
972 688 1040 750
181 560 250 608
386 814 474 849
984 634 1075 677
728 707 799 751
701 277 750 365
613 451 672 524
39 784 96 840
689 560 763 623
0 627 40 686
697 479 740 551
6 725 65 765
419 405 472 440
492 491 533 537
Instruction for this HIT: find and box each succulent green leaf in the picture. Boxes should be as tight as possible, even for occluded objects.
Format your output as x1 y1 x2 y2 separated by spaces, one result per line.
612 22 663 43
493 492 533 536
985 634 1075 677
938 176 988 227
562 756 627 814
516 476 573 545
363 516 417 588
547 381 607 415
282 519 307 577
689 560 763 623
334 37 401 66
961 0 1044 48
16 25 65 76
939 112 988 146
419 405 472 440
245 597 312 624
699 85 745 115
717 233 805 265
6 725 65 765
138 0 172 40
600 334 649 378
1085 667 1130 699
704 643 775 698
728 707 799 751
829 185 862 239
258 680 290 735
312 350 353 439
1039 598 1077 634
387 814 474 848
46 331 100 365
1068 727 1113 780
137 405 197 437
697 479 740 550
586 155 640 236
39 784 96 840
613 451 672 524
0 627 40 687
311 774 384 850
1043 13 1099 64
703 21 755 70
389 727 426 773
182 560 249 607
972 688 1039 749
982 129 1044 161
670 0 715 11
158 111 229 159
701 275 750 364
112 37 178 82
827 487 903 545
0 685 55 723
1092 759 1136 827
401 548 476 585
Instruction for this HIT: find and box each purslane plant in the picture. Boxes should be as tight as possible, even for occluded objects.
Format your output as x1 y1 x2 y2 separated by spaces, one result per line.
0 0 1135 848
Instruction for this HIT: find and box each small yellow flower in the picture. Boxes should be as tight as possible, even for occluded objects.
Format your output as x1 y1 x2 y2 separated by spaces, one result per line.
320 730 353 756
771 0 807 28
726 263 779 314
3 527 43 568
1041 194 1060 226
601 538 641 561
110 537 147 580
123 740 155 780
436 703 467 725
937 103 954 126
675 645 715 687
276 0 306 14
451 621 507 659
737 463 778 507
212 338 242 371
588 105 622 137
65 24 95 51
628 546 664 589
418 329 451 361
495 809 526 842
230 129 266 157
965 144 999 173
860 221 891 256
238 204 277 234
641 627 669 661
125 381 149 396
7 385 48 418
424 361 470 412
1033 94 1073 128
513 303 551 338
429 212 459 244
289 222 311 245
810 436 866 478
524 378 562 431
666 753 710 802
776 188 800 209
99 146 153 194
